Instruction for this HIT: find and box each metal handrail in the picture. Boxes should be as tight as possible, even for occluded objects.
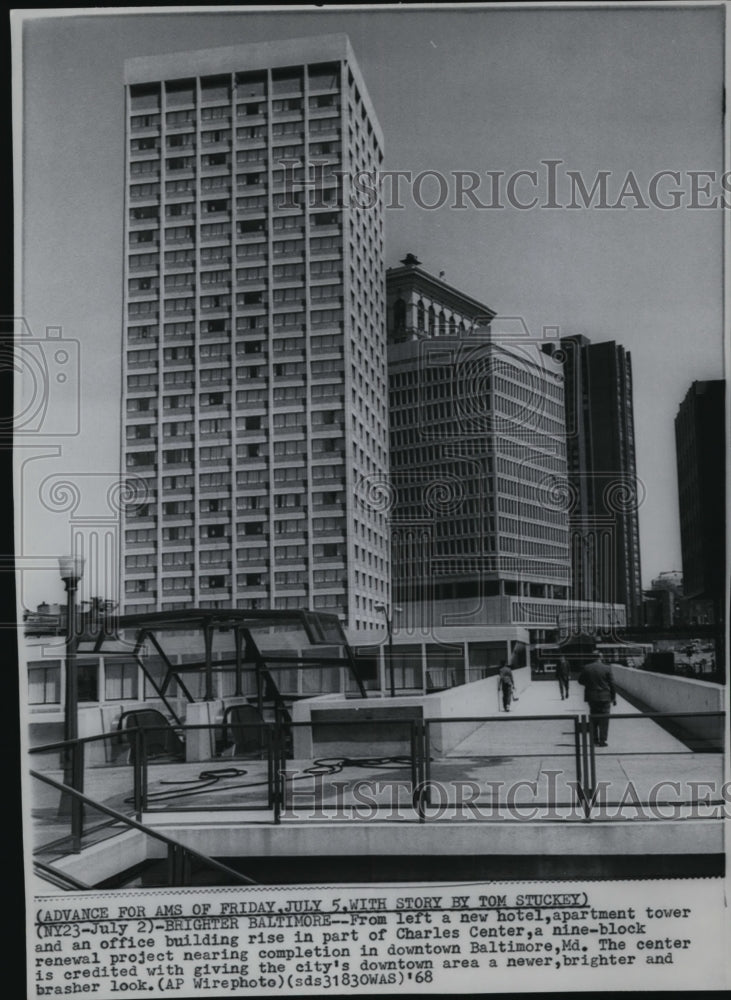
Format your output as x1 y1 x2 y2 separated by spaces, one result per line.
603 711 725 719
34 860 90 891
30 715 431 755
30 709 727 829
28 708 728 757
30 766 256 885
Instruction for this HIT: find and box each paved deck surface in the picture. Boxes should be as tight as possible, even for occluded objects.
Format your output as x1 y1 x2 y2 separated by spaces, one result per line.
431 680 723 815
32 679 725 856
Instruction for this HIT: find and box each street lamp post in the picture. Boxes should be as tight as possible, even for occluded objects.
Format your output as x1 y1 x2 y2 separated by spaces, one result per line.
375 603 401 698
59 555 85 747
58 557 85 832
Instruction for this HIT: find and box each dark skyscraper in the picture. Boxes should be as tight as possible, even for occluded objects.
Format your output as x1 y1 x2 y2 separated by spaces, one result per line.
560 335 643 626
675 380 726 624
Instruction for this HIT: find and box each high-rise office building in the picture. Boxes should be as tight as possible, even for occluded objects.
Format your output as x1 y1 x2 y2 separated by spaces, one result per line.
560 335 643 625
386 255 573 635
121 36 390 635
675 380 725 624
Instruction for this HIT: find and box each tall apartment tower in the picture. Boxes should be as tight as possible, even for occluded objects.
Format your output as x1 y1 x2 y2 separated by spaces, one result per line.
675 380 726 624
560 335 643 626
121 36 390 635
386 256 572 636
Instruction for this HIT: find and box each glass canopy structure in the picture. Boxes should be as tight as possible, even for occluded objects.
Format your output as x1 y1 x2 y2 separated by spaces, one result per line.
80 609 366 723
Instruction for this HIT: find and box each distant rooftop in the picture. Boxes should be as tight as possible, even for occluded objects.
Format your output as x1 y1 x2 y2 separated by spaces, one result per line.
386 252 496 322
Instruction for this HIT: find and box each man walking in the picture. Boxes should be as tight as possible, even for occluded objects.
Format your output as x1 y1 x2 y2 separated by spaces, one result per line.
578 648 617 746
556 656 570 700
498 661 515 712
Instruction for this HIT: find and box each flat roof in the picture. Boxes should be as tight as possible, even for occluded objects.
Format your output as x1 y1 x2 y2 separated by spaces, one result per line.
124 33 383 149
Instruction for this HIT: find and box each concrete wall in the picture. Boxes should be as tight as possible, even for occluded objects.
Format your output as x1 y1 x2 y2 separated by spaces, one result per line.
55 829 157 886
612 664 725 746
51 813 724 889
156 816 723 860
427 666 530 754
292 667 530 758
185 697 261 760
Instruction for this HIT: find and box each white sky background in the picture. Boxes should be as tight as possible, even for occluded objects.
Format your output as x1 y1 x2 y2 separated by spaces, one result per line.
15 4 726 611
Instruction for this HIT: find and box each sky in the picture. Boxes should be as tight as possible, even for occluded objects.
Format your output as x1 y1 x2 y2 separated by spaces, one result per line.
14 4 726 610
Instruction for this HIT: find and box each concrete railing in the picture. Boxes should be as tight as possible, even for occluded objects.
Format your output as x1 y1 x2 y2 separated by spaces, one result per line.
427 666 531 754
292 667 530 758
611 664 724 746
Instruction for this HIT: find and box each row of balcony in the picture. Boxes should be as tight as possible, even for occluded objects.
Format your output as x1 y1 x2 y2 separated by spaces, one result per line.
125 534 346 554
130 210 343 229
127 549 346 566
129 232 344 252
131 134 341 152
128 299 343 317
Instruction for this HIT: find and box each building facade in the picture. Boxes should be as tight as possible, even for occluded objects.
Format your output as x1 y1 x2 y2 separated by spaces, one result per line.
560 335 643 626
121 35 390 635
385 256 575 638
642 569 683 627
675 380 725 624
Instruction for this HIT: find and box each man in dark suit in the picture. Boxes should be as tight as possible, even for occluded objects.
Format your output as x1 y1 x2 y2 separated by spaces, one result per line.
498 662 515 711
555 657 570 699
578 651 617 746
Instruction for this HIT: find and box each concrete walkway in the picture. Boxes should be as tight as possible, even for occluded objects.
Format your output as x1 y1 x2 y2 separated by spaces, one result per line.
435 679 724 815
